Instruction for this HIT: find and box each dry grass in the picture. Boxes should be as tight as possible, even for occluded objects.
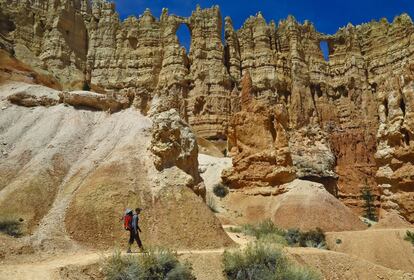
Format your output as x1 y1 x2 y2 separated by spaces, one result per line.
223 242 321 280
230 220 327 249
103 248 196 280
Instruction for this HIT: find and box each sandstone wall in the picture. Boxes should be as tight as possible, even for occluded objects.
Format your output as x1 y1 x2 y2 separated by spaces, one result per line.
375 64 414 223
1 0 413 219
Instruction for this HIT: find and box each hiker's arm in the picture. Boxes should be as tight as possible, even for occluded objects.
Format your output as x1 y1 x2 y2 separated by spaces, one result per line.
137 225 142 233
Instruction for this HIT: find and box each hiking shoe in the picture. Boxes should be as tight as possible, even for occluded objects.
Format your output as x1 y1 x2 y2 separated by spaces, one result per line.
126 249 132 253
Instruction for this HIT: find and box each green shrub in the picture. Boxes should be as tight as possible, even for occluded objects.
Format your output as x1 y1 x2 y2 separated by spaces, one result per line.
213 183 229 198
103 248 195 280
298 228 326 249
360 185 377 222
285 228 301 246
258 233 288 246
223 242 320 280
241 219 286 239
82 81 91 91
405 230 414 246
285 228 326 249
0 218 22 237
227 226 242 233
235 221 326 249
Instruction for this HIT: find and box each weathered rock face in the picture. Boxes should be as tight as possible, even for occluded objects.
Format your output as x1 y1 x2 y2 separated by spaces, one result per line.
185 6 233 139
0 0 89 89
222 72 296 188
375 64 414 223
1 0 414 220
150 109 205 197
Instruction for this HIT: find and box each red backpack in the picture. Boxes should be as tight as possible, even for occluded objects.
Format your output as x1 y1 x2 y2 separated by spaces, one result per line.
124 214 132 230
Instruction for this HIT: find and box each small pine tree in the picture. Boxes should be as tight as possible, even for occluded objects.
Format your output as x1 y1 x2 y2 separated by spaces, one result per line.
360 185 377 221
82 80 91 91
404 230 414 246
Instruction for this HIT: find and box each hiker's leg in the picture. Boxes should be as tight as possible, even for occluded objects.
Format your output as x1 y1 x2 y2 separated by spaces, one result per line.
135 231 143 249
127 230 133 253
129 230 134 244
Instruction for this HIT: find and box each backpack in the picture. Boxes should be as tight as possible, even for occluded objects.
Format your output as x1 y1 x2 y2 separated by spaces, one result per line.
124 213 132 230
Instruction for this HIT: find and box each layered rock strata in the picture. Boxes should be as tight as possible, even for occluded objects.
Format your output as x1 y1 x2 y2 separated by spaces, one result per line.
150 109 206 197
0 81 232 250
222 72 296 188
375 64 414 222
1 0 414 220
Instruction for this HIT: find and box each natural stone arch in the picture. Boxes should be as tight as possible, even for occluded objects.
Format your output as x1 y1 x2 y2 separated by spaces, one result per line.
319 40 330 61
176 22 192 54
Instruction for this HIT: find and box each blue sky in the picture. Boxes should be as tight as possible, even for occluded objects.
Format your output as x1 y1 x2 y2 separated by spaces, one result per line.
113 0 414 52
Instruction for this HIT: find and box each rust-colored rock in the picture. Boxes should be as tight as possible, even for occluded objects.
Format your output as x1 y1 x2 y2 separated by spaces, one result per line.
222 91 296 188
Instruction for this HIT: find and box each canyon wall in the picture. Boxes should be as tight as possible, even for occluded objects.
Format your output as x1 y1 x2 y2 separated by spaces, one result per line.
1 0 413 219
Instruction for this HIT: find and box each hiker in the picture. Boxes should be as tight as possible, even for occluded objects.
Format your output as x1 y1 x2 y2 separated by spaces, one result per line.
124 208 144 253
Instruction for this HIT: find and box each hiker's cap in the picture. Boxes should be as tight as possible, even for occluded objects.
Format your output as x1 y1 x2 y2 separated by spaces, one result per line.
125 208 133 215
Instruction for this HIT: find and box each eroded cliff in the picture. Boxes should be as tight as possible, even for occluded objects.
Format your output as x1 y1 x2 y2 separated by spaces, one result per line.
1 0 413 220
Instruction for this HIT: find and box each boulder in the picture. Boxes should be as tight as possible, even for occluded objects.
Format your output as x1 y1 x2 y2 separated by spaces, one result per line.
4 82 60 107
59 90 131 113
150 109 205 197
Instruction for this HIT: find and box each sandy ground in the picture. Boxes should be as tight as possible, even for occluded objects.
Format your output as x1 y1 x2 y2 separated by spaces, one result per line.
287 247 414 280
326 228 414 272
215 179 366 231
1 226 413 280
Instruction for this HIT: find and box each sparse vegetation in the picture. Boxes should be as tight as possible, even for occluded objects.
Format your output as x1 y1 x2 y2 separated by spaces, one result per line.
0 218 23 237
223 242 321 280
285 228 327 249
360 185 377 222
103 248 195 280
241 219 286 240
206 194 219 213
404 230 414 246
231 220 327 249
213 183 229 198
82 81 91 91
228 226 242 233
285 228 301 246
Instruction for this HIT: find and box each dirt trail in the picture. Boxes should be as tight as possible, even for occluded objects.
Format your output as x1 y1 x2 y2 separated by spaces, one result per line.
0 226 247 280
0 249 228 280
0 251 102 280
1 225 413 280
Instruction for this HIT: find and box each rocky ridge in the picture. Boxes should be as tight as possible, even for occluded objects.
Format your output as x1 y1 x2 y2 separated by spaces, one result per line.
0 0 413 220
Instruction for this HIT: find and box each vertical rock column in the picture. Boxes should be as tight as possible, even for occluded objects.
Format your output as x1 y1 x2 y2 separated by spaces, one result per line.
237 13 277 102
186 5 232 139
376 65 414 222
154 9 190 118
87 1 119 90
